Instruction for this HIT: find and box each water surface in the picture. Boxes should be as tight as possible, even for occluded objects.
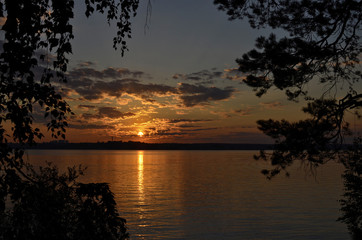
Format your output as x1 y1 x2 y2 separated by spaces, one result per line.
27 150 349 239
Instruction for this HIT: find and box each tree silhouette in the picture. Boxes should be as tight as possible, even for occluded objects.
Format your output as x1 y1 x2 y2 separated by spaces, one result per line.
214 0 362 176
215 0 361 99
215 0 362 237
339 137 362 240
0 1 139 239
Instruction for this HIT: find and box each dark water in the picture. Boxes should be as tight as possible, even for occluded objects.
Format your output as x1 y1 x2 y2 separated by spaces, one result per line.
27 150 349 239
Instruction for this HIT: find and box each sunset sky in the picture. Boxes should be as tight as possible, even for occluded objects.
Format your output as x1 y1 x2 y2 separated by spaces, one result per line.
35 0 361 143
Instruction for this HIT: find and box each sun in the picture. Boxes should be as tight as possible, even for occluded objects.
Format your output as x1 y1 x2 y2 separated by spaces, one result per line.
137 131 144 137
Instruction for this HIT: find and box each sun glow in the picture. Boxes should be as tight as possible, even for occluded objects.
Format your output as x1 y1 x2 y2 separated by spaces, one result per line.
137 131 144 137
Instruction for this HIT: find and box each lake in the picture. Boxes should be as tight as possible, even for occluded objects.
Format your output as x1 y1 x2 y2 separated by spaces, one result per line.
27 150 349 239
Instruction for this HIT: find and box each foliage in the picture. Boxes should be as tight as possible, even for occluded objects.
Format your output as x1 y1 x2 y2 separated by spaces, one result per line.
214 0 362 99
339 137 362 240
0 162 128 240
214 0 362 175
256 95 361 178
0 0 139 239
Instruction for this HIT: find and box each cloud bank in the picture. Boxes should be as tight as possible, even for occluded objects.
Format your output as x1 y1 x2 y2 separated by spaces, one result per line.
63 66 236 107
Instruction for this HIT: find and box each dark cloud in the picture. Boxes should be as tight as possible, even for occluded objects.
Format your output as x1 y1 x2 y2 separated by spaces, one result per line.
77 61 96 67
178 83 235 107
184 127 219 132
62 66 235 107
172 69 223 84
77 104 96 109
67 66 146 81
150 129 187 136
98 107 135 119
69 124 114 130
168 119 211 123
233 107 253 116
178 124 201 128
64 78 235 106
80 107 135 119
65 78 176 101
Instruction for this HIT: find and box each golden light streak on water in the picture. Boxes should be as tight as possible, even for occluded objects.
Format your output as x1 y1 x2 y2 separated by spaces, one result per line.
137 151 145 210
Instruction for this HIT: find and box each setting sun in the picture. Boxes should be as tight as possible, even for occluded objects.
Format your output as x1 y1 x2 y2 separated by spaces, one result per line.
137 131 144 137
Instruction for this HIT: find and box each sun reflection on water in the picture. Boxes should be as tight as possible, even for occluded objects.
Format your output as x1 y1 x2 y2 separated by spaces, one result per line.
137 151 145 206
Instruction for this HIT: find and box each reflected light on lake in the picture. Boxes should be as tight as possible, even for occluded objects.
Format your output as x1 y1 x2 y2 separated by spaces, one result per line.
26 150 349 239
137 151 144 206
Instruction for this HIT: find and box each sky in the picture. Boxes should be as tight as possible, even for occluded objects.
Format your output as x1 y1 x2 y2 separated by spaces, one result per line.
29 0 362 143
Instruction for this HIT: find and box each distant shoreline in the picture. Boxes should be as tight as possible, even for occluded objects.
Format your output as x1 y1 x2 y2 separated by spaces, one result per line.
20 141 274 151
